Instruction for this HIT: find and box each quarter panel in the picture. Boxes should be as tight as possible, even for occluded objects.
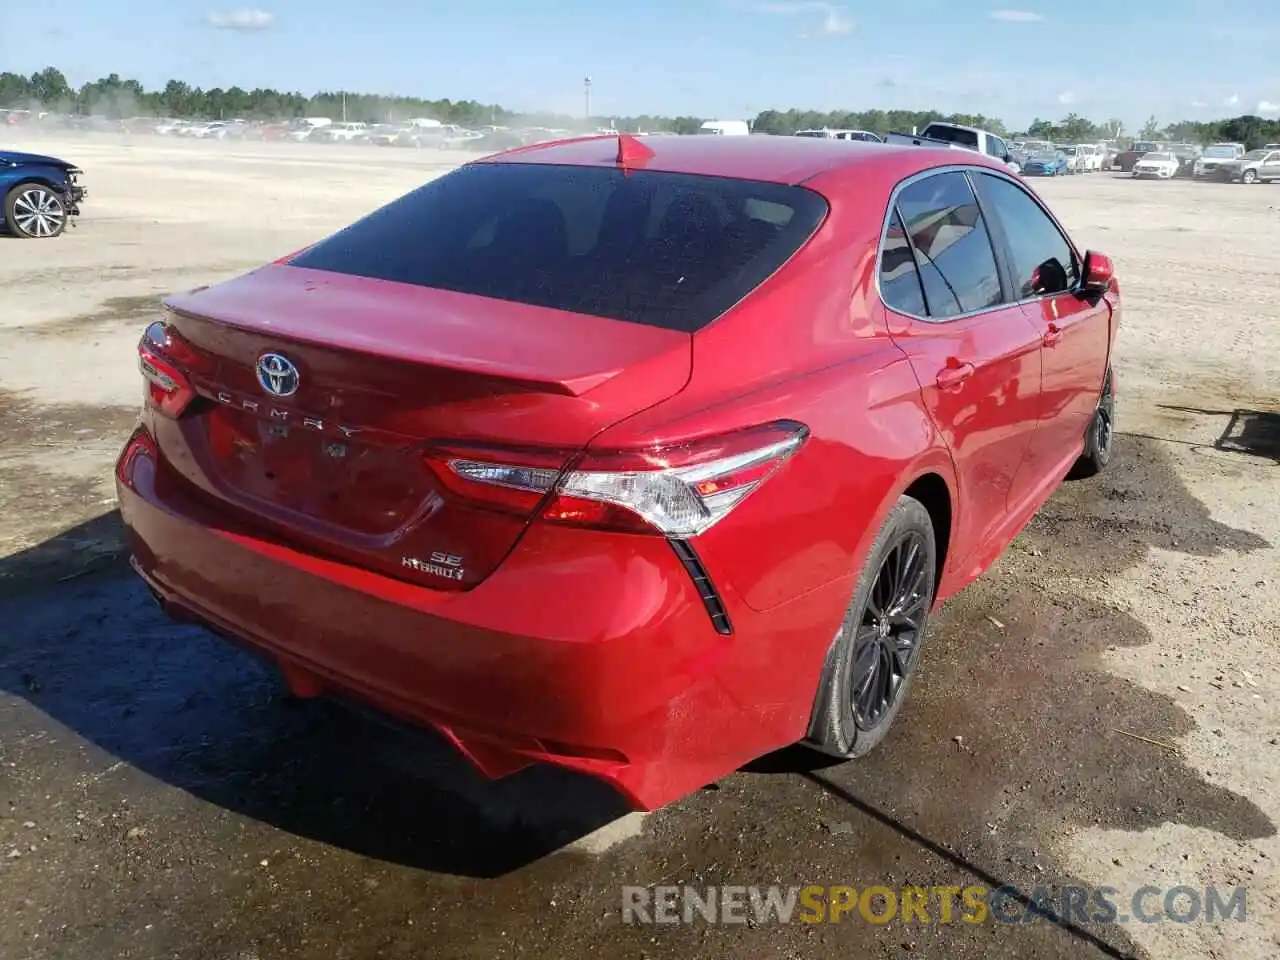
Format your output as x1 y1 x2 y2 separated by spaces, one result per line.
692 347 941 612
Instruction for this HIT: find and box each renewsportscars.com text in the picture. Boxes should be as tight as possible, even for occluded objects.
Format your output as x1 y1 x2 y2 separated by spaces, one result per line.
621 884 1248 926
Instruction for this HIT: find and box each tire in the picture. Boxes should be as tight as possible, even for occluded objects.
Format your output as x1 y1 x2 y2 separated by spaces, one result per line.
806 496 938 759
1241 169 1258 184
4 183 67 238
1069 367 1115 479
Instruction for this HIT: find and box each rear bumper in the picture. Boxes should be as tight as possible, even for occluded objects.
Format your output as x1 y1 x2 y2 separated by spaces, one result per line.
115 429 846 810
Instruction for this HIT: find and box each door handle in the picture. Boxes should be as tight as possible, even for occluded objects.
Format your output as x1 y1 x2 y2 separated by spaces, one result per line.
936 360 976 389
1043 322 1064 346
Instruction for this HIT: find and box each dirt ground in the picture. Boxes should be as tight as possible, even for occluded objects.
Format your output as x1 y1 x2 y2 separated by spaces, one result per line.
1 134 1277 960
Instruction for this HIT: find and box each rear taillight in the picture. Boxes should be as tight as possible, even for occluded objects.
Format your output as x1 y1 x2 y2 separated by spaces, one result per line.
116 427 157 489
138 321 196 418
426 421 808 537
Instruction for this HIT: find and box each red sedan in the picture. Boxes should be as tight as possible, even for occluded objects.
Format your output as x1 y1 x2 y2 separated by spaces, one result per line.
116 134 1120 810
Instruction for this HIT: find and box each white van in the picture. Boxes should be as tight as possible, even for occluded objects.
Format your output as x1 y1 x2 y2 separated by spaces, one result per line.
697 120 751 136
1073 143 1104 172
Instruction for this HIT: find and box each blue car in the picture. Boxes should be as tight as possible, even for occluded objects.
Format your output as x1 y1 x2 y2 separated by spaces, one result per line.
1020 150 1070 177
1 149 86 238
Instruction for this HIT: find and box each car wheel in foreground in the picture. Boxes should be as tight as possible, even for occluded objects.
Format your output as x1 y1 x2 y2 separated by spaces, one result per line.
4 184 67 238
807 495 937 759
1070 368 1115 479
1241 169 1258 184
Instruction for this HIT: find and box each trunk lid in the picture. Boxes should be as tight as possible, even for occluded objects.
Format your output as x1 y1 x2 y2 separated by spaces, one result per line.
156 264 691 589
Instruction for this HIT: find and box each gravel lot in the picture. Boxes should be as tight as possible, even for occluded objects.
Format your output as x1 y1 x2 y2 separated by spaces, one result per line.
1 135 1277 960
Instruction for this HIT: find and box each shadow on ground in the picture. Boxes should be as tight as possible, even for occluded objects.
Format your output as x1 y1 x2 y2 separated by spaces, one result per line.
0 435 1274 960
0 512 632 880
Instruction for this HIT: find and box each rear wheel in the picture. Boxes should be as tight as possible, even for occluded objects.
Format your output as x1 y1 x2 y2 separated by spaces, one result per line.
4 183 67 238
1242 169 1258 184
806 496 937 759
1070 368 1115 478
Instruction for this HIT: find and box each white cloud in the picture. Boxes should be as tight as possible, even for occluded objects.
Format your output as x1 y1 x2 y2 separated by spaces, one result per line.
804 8 854 36
1223 92 1240 106
1057 90 1077 105
1190 99 1208 108
206 8 274 29
753 1 853 38
1259 100 1280 114
989 9 1044 21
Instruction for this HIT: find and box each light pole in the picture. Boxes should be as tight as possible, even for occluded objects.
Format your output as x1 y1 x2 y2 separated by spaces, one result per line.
584 76 592 125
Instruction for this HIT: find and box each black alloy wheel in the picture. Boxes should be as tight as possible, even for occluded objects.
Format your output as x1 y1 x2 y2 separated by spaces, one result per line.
850 530 931 730
807 495 937 759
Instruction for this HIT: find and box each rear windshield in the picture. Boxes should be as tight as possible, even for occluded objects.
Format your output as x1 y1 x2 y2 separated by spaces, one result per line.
290 162 828 332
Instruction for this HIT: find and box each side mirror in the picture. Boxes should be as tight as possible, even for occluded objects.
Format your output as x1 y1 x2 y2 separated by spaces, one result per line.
1081 251 1115 295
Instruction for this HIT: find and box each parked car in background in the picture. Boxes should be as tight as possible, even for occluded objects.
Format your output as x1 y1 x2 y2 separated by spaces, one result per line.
67 114 123 133
1167 143 1201 177
365 124 409 146
284 118 334 141
1193 143 1246 178
1131 151 1180 179
183 121 231 139
885 122 1018 172
312 122 369 143
115 134 1120 811
122 117 161 135
1057 145 1082 173
1020 148 1070 176
1007 143 1029 172
1216 148 1280 183
470 129 526 152
1114 141 1160 171
794 128 883 142
1 148 86 238
393 123 482 149
1073 144 1104 172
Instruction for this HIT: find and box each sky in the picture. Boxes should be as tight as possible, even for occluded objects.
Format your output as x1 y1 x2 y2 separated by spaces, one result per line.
4 0 1280 128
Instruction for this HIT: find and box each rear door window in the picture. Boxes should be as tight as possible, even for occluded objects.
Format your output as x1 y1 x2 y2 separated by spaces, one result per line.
289 162 829 332
892 171 1003 318
879 209 928 317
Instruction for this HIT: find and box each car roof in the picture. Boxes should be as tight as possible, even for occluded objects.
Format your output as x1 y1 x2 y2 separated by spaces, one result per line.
478 133 1003 186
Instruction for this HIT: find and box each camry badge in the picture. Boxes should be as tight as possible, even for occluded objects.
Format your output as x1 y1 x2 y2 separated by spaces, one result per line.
257 353 300 398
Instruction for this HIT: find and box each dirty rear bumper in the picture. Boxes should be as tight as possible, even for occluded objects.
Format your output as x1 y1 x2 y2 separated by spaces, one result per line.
115 428 843 810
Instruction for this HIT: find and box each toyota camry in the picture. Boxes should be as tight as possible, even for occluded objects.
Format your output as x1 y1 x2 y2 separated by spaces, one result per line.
116 134 1120 810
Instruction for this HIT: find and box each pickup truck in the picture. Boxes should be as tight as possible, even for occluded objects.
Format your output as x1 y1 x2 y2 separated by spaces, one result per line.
884 122 1019 171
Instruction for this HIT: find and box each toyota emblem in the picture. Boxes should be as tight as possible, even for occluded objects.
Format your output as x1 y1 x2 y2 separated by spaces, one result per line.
256 353 300 398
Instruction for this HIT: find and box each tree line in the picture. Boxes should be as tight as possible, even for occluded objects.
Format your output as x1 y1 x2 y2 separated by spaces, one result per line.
5 67 1280 147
